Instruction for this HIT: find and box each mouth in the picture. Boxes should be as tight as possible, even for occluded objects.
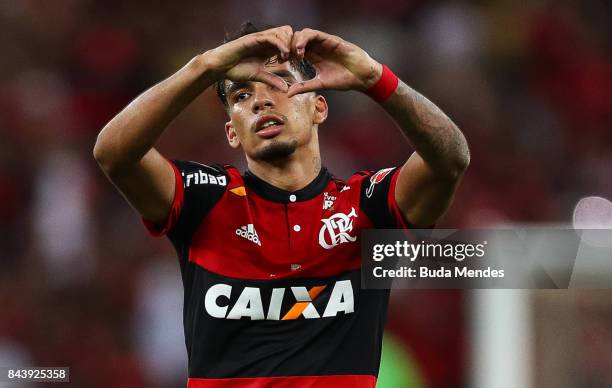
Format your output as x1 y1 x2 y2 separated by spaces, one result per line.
254 114 285 139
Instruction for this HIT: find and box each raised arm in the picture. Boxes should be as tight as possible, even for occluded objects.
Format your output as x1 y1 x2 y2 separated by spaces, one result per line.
286 28 469 227
93 26 294 223
381 81 469 227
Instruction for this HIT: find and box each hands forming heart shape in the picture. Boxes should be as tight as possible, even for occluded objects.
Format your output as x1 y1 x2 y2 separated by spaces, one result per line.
211 26 383 98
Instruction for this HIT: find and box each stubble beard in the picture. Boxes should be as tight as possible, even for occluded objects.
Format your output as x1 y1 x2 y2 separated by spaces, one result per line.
253 139 299 162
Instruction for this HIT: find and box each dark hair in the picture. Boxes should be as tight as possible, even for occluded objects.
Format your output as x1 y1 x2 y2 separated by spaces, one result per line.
214 21 317 109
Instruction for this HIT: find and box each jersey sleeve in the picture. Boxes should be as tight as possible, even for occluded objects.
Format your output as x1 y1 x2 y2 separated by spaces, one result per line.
359 167 412 229
142 160 228 245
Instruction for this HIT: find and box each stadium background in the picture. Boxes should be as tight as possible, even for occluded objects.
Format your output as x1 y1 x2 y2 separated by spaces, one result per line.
1 1 611 387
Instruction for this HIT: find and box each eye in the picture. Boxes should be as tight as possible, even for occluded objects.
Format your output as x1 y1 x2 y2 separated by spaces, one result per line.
234 92 250 102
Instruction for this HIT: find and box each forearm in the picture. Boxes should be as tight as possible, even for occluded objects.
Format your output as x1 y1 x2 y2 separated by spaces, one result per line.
381 81 470 178
93 53 216 172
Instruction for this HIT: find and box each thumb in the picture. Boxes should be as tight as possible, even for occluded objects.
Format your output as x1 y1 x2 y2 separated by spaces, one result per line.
251 71 289 92
287 78 325 98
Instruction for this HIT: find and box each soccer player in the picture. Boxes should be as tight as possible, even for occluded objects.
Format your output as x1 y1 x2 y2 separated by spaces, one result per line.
94 22 469 388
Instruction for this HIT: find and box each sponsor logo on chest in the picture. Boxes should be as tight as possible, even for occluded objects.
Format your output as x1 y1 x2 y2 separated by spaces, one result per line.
204 280 354 320
235 224 261 246
322 192 336 210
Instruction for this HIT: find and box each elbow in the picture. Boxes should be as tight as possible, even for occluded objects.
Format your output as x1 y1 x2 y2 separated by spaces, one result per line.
455 132 471 173
93 133 118 176
93 135 108 167
92 138 104 165
448 144 470 180
458 148 471 173
93 130 143 178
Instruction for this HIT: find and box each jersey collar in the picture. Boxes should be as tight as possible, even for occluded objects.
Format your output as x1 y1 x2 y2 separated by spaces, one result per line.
243 167 331 203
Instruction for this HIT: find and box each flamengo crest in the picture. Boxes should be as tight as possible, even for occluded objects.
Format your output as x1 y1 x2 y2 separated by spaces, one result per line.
319 207 358 250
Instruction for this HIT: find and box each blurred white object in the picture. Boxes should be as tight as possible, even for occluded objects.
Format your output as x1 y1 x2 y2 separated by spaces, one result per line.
0 340 33 388
33 149 93 287
134 257 187 386
470 290 532 388
573 196 612 247
419 3 483 67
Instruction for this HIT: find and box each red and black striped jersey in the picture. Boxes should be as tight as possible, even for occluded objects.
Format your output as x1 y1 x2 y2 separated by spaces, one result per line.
144 160 411 388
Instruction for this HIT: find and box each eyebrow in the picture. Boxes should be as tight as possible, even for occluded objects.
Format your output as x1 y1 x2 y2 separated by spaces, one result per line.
226 81 249 100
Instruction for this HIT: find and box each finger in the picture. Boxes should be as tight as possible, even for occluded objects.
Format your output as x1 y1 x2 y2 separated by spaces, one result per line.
292 28 335 59
268 25 293 61
287 78 324 97
252 70 289 93
290 30 304 60
275 25 294 44
266 25 293 44
269 25 294 60
248 34 290 61
291 29 318 59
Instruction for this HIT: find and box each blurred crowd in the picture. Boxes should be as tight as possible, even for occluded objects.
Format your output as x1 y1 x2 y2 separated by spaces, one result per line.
0 1 610 387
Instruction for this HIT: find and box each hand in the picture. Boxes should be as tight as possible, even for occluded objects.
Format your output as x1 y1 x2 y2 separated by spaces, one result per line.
287 28 382 97
203 25 294 92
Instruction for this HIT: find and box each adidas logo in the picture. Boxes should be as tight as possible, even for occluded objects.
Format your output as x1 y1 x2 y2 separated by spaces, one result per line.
235 224 262 246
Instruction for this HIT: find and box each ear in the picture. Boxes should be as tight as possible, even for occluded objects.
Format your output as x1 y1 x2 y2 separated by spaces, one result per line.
312 94 328 125
224 121 241 149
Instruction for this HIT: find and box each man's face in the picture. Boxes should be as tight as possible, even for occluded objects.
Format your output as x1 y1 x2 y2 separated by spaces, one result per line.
223 59 327 162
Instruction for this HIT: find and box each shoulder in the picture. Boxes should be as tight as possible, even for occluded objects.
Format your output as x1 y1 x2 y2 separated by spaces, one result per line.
346 167 399 192
171 160 232 188
347 167 404 228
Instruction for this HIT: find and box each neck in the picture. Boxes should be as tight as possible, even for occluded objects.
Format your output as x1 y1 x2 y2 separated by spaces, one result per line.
246 142 322 192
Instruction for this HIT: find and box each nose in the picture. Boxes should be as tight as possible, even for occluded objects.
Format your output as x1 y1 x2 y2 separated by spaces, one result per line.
251 84 276 113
